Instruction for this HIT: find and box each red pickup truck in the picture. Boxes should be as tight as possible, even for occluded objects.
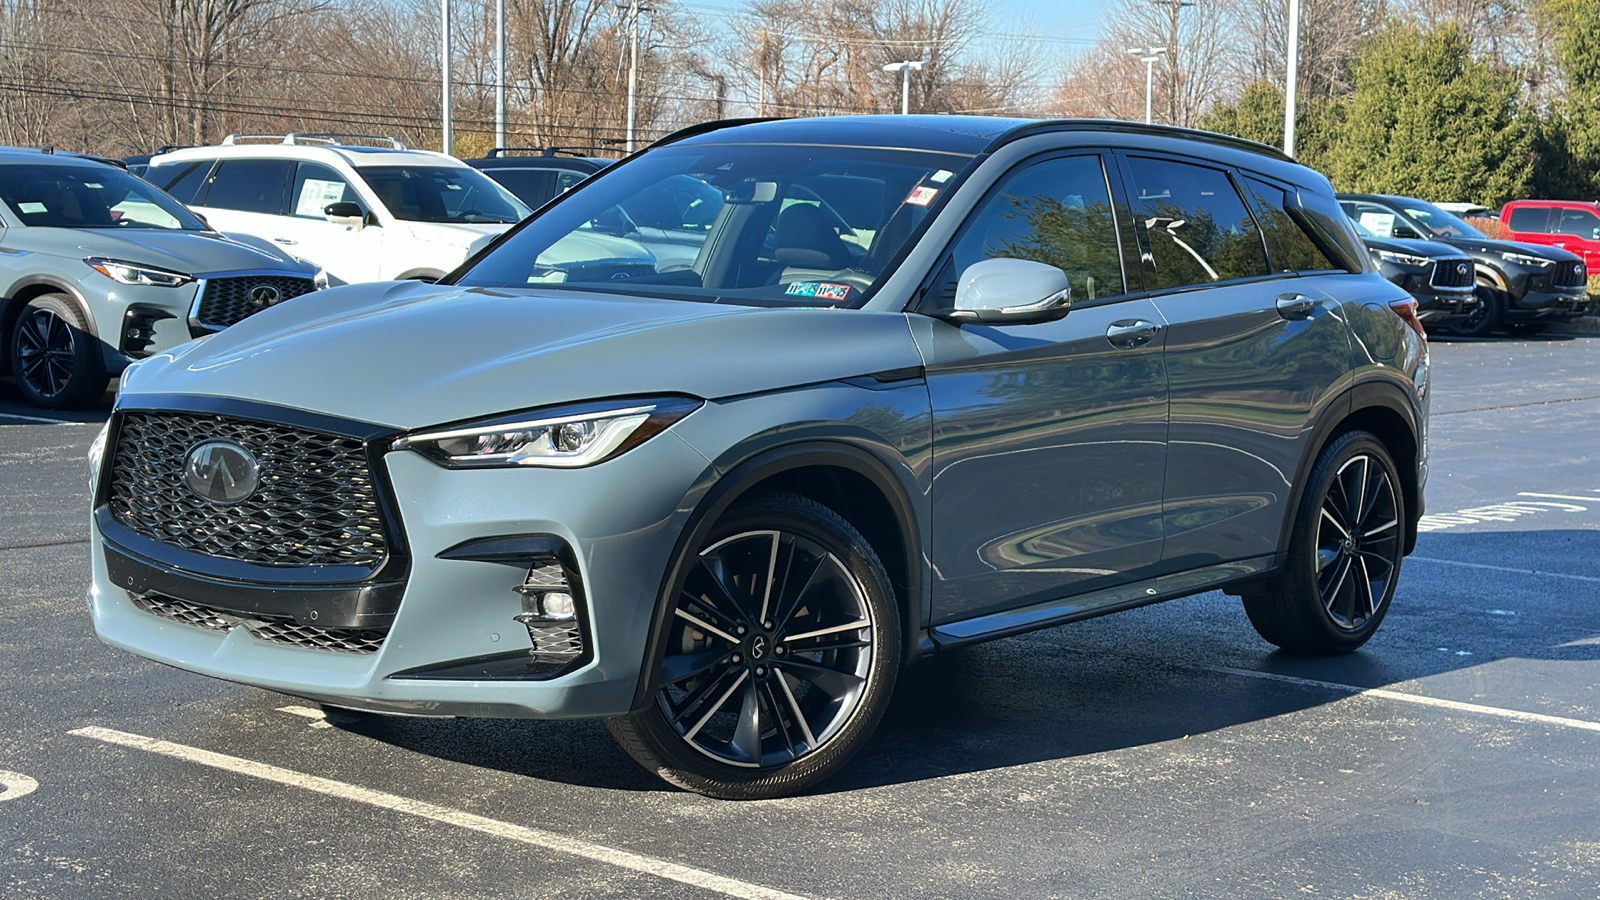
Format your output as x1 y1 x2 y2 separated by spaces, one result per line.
1500 199 1600 271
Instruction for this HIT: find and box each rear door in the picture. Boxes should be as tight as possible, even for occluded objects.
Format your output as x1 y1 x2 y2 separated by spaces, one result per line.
923 152 1170 622
1116 154 1352 570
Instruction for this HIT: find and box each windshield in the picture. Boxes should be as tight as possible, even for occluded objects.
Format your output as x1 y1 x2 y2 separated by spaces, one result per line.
1398 199 1486 239
0 162 206 230
452 143 972 308
357 165 530 224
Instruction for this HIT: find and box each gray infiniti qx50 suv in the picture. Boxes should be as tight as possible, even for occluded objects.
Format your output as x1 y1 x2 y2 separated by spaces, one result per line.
87 117 1429 799
0 148 317 408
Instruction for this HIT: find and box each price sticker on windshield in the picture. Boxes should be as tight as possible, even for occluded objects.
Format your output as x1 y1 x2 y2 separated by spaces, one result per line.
906 186 939 206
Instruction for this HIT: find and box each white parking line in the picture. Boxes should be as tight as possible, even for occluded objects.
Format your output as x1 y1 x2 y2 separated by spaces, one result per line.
0 411 87 425
0 770 39 802
70 727 810 900
1202 666 1600 733
1408 556 1600 584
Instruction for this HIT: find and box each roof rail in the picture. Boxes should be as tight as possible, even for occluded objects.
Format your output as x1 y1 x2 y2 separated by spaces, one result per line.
485 145 617 159
220 133 409 150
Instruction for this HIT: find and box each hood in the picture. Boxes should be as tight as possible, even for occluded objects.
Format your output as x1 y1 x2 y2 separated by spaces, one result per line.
1440 235 1583 263
12 227 309 275
401 220 512 249
123 282 922 429
1364 236 1468 260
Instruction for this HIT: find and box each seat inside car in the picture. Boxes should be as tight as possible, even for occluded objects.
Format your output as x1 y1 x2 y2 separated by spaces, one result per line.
771 202 853 271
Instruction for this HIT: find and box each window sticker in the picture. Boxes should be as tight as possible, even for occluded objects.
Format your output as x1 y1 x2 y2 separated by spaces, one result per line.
17 201 45 214
296 179 348 216
907 185 939 206
1358 211 1397 235
785 281 852 300
930 169 954 184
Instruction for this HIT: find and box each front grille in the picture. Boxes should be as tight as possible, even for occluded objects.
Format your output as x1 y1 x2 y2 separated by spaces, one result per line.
1429 259 1475 289
195 275 317 330
130 593 387 654
1554 260 1588 289
524 622 584 657
107 412 388 568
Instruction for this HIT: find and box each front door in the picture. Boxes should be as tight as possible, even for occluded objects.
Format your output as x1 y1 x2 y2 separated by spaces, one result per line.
271 162 386 285
923 153 1169 623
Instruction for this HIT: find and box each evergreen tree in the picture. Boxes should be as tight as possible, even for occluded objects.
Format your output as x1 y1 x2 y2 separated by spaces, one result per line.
1320 25 1535 205
1198 80 1339 171
1549 0 1600 196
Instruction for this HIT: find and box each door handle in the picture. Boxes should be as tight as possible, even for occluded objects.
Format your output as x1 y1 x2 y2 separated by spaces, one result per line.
1106 319 1161 349
273 237 297 245
1276 293 1318 320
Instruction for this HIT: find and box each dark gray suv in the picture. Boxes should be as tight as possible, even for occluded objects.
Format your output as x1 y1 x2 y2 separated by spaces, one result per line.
89 117 1428 799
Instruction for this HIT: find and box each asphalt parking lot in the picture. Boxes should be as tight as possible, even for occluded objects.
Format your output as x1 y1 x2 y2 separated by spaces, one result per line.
2 334 1598 899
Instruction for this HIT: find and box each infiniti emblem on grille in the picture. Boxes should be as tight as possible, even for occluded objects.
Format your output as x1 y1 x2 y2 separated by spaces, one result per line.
184 440 261 504
248 284 283 307
1458 263 1469 275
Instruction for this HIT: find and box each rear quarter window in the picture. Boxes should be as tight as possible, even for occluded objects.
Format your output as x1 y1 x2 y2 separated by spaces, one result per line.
1240 177 1337 273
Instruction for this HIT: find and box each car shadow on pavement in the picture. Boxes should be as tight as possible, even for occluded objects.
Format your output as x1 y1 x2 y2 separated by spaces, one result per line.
324 527 1600 796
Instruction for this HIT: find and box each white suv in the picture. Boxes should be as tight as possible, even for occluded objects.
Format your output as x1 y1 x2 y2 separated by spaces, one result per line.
145 135 531 284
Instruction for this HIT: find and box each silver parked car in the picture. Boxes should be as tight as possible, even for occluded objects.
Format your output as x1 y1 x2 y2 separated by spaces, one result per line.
0 149 318 408
87 117 1429 798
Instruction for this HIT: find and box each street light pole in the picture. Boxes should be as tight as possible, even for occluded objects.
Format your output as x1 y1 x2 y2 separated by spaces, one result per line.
626 0 640 152
1284 0 1300 156
494 0 505 150
1127 46 1167 125
440 0 452 154
881 54 926 115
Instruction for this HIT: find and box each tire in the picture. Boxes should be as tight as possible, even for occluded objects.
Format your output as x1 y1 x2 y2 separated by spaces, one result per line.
1504 322 1546 337
1451 284 1503 338
608 491 902 799
1241 431 1406 654
7 294 106 409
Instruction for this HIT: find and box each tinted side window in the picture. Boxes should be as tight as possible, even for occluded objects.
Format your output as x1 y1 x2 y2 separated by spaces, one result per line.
146 160 213 204
948 154 1125 301
1556 207 1600 237
1241 177 1335 273
203 159 292 214
1507 206 1552 233
1124 156 1268 289
291 162 361 219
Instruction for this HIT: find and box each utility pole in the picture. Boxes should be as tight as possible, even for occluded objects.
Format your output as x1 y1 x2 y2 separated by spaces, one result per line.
1283 0 1300 156
494 0 505 150
625 0 642 153
881 50 928 115
1149 0 1193 126
440 0 452 154
758 30 768 116
1127 47 1167 125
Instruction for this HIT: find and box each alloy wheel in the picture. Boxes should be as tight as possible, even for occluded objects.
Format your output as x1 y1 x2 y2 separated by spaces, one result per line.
655 529 875 768
14 307 78 400
1314 455 1401 631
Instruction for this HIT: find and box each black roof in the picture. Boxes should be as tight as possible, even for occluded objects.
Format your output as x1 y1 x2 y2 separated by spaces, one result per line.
0 146 127 169
466 153 609 172
654 115 1293 163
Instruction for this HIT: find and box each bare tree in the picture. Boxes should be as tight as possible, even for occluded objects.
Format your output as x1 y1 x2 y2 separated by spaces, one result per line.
1057 0 1233 127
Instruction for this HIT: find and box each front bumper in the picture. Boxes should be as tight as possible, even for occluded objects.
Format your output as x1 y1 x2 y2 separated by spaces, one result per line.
89 424 713 719
1411 288 1478 325
1505 287 1592 321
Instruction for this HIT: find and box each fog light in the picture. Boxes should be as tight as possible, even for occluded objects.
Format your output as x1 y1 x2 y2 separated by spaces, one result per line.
540 591 576 619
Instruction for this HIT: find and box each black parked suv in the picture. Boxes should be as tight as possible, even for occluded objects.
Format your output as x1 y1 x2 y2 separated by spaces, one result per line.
465 148 613 209
1347 218 1479 331
1339 194 1590 336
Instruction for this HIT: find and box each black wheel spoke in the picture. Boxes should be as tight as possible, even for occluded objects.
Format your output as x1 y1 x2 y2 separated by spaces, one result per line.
772 551 825 635
659 647 728 686
729 682 763 763
693 555 755 626
776 658 864 702
668 664 741 728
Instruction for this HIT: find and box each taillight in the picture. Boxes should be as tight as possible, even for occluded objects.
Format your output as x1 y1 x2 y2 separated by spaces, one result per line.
1388 298 1426 338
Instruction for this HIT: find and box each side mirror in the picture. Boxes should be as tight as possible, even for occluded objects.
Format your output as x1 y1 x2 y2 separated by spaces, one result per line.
324 201 366 229
1392 225 1421 240
944 258 1072 325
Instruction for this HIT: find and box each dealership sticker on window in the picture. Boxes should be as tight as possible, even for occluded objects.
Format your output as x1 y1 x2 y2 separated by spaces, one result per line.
906 186 939 206
296 179 348 217
785 281 853 301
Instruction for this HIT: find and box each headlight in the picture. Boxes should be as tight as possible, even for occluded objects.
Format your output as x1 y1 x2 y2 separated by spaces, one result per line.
394 397 701 469
1373 249 1431 268
85 257 193 287
87 419 111 489
1499 251 1554 269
